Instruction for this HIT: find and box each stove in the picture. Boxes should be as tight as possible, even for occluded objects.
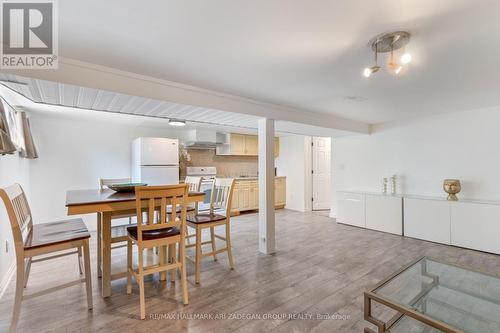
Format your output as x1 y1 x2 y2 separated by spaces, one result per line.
186 167 217 211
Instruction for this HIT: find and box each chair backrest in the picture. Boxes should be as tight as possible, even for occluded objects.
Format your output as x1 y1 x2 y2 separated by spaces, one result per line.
209 178 235 216
0 184 32 255
184 176 202 192
99 177 131 190
134 184 188 243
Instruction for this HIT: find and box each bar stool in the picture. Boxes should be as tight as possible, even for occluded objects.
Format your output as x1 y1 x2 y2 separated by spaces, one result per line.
186 178 235 284
126 184 189 319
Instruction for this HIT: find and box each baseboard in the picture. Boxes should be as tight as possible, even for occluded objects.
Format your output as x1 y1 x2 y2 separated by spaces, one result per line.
0 261 15 301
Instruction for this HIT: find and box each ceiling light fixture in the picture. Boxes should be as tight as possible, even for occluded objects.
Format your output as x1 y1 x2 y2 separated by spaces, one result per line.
363 31 411 78
168 119 186 127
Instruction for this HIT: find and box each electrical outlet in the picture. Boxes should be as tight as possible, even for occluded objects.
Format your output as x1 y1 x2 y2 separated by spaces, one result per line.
5 240 9 253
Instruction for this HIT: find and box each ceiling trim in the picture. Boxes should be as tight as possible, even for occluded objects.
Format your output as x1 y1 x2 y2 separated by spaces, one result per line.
3 57 370 134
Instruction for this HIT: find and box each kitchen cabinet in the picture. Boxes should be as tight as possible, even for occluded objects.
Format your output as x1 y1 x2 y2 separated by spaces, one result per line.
231 177 286 214
275 177 286 207
229 134 247 155
216 133 280 157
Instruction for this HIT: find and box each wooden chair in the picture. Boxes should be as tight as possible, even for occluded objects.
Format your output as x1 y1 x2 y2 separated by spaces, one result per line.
186 178 235 284
97 177 136 278
180 176 202 243
126 184 189 319
0 184 92 332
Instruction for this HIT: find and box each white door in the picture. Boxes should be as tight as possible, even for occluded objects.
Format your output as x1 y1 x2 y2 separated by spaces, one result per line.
140 166 179 185
141 138 179 165
312 137 331 210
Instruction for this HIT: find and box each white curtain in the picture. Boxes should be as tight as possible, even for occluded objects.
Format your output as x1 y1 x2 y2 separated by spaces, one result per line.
0 100 16 155
19 112 38 159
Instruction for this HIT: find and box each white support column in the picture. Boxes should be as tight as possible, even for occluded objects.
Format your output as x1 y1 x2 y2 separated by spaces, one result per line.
258 118 276 254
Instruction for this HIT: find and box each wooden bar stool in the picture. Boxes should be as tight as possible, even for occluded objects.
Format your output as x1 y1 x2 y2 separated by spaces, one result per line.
180 176 202 243
126 184 189 320
96 177 136 278
0 184 92 332
186 178 235 284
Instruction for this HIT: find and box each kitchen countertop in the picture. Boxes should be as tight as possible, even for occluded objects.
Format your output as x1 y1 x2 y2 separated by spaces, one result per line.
228 176 286 181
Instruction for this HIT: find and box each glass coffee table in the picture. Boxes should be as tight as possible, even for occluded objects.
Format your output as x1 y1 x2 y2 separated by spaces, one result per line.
364 257 500 333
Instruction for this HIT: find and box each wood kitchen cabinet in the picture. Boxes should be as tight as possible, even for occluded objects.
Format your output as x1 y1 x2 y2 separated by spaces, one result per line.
216 133 280 157
231 177 286 214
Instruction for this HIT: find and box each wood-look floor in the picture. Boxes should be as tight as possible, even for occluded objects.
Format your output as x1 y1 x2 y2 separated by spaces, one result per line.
1 209 500 333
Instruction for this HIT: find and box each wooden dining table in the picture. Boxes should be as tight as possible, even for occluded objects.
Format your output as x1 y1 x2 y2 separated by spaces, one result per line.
66 188 205 297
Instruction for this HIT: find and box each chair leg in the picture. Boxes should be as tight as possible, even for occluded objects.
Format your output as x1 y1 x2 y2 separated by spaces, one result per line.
11 258 24 332
77 246 83 275
96 212 102 278
185 225 190 244
195 227 202 284
83 240 93 310
23 257 32 288
210 227 217 261
226 222 234 270
127 239 132 295
180 240 189 305
138 275 146 320
138 248 146 320
169 244 176 284
159 245 166 281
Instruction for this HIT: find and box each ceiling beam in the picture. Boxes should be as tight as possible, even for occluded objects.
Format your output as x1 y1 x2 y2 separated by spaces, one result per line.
3 57 370 134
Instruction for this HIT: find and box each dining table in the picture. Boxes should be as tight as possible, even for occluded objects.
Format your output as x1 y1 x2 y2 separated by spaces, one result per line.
65 188 205 297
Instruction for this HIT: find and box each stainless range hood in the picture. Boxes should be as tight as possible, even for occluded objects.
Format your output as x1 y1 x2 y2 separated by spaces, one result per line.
184 129 224 149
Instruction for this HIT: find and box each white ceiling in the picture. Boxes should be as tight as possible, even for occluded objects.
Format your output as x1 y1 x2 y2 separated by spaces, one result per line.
42 0 500 124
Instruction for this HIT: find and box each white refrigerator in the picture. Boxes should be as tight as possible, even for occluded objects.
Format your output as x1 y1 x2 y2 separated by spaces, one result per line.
131 137 179 185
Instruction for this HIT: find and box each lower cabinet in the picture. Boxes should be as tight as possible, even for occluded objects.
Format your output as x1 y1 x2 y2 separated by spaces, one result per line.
337 191 403 235
404 198 451 245
450 202 500 254
338 191 500 255
231 177 286 214
404 198 500 255
365 194 403 235
336 191 366 228
275 177 286 207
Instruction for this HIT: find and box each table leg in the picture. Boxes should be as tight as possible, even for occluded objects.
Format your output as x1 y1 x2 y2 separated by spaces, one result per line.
96 212 102 278
102 212 112 297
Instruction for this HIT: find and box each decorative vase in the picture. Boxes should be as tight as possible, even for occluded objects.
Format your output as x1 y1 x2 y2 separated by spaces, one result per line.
443 179 461 201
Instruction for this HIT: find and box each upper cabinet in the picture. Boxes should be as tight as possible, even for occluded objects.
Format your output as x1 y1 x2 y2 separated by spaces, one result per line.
216 133 280 157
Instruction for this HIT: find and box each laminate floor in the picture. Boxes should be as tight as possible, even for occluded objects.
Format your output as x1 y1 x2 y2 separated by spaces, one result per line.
1 209 499 333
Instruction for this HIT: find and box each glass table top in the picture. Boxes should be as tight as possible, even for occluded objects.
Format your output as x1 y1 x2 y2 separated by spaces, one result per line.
373 257 500 333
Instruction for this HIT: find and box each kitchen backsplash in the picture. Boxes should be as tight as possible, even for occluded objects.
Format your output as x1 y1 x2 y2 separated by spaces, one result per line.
180 148 258 179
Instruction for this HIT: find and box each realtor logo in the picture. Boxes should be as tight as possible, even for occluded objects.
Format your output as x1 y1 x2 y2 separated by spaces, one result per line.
1 0 58 68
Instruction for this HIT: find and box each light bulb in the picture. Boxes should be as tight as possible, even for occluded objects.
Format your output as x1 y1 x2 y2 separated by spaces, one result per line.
395 66 403 75
363 67 372 78
401 53 412 64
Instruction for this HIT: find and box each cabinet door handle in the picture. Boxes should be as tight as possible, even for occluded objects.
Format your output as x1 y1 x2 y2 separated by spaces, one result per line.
345 198 361 202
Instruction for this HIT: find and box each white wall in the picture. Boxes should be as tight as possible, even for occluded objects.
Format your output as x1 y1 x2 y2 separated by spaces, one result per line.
276 135 311 212
331 106 500 215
